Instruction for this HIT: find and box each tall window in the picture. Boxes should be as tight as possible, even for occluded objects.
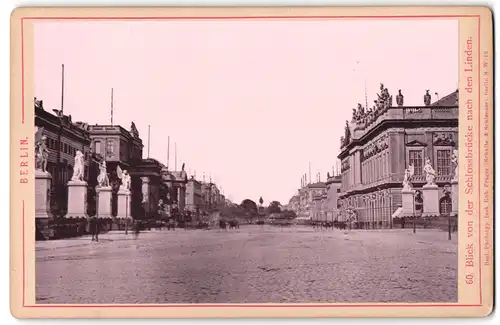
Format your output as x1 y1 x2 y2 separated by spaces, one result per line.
106 140 115 156
409 150 423 175
94 141 102 155
437 149 452 175
439 196 452 215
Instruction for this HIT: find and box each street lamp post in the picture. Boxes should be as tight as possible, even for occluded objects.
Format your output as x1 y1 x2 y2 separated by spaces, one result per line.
448 212 452 240
412 191 416 234
125 194 129 235
389 195 393 229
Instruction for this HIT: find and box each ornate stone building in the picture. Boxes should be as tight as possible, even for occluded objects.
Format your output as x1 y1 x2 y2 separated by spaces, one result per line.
338 86 458 228
88 123 145 218
34 98 92 215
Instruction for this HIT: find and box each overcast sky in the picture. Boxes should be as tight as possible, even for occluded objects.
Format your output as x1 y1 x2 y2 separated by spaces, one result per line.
34 19 458 204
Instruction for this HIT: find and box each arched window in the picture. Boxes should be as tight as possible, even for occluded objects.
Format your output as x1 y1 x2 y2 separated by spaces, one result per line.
439 196 452 215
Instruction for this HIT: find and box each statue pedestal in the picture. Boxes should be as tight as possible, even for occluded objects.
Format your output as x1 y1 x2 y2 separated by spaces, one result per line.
401 189 415 217
96 186 113 219
67 180 88 218
422 184 440 217
117 189 132 219
35 170 52 240
451 180 458 217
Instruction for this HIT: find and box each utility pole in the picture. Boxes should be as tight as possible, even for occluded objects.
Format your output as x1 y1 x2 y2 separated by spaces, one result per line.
56 64 64 213
110 88 114 125
309 163 311 185
167 136 170 168
147 125 151 158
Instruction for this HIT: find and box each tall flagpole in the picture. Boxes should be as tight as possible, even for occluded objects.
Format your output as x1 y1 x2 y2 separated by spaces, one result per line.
364 77 368 111
147 125 151 158
110 88 114 125
167 136 170 168
55 64 65 213
309 163 311 185
61 64 65 114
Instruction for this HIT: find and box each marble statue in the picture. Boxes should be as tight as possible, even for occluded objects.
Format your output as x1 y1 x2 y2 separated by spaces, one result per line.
396 89 404 106
403 164 414 191
344 120 350 143
375 83 392 111
34 128 49 172
71 150 85 181
452 148 459 181
117 166 131 192
423 158 436 185
97 160 110 187
424 90 431 106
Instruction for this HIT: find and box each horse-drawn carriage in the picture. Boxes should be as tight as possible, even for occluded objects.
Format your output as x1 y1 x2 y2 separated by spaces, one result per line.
218 218 239 230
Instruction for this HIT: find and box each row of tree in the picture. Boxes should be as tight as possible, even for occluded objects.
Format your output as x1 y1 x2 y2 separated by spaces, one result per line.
219 198 297 221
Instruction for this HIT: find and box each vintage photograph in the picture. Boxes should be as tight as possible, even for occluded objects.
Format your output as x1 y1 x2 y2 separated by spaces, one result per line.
31 17 462 305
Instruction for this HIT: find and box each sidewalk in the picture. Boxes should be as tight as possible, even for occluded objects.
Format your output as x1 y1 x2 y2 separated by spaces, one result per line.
35 230 153 251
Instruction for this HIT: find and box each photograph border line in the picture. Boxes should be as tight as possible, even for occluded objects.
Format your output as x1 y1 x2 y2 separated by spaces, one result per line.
20 13 482 309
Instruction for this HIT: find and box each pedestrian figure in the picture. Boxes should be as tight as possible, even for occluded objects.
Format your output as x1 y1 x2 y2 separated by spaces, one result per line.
90 216 99 242
401 217 406 229
134 221 140 239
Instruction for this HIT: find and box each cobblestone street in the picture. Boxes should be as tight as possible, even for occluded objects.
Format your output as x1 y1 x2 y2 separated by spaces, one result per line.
36 226 457 304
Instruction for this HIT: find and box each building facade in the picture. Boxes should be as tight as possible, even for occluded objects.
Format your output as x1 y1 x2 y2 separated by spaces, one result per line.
88 122 145 218
132 158 163 219
337 87 458 228
308 182 327 222
324 174 342 222
185 176 203 219
160 165 188 215
35 99 93 215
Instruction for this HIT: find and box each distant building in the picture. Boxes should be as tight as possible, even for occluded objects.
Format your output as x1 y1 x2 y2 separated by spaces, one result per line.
185 176 203 219
324 174 342 222
288 179 327 221
338 88 458 228
288 195 300 215
308 182 327 222
160 165 188 215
